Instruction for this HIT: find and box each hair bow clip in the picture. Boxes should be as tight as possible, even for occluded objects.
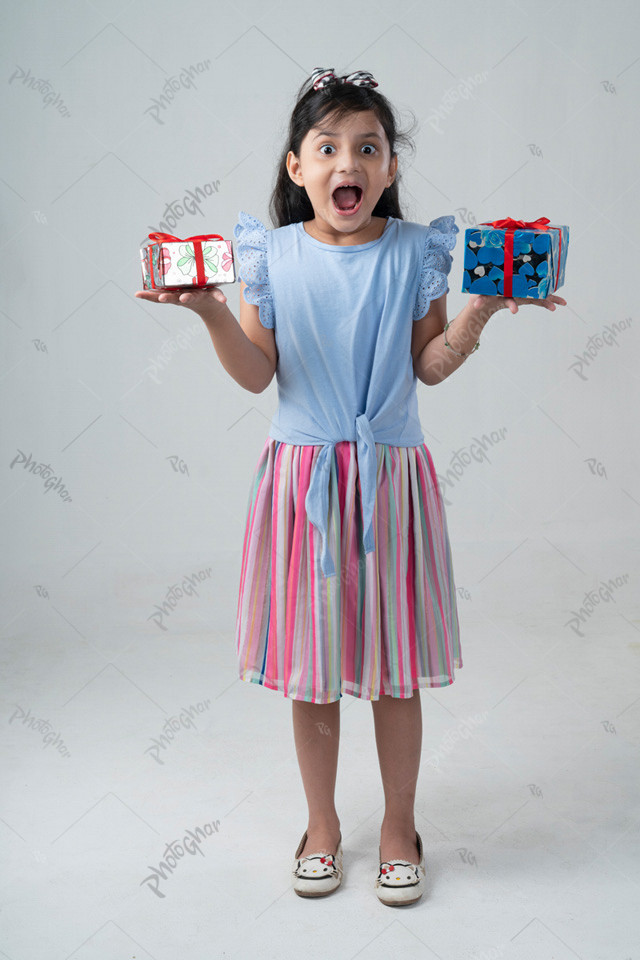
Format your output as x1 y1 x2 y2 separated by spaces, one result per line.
310 67 336 90
342 70 378 88
310 67 378 91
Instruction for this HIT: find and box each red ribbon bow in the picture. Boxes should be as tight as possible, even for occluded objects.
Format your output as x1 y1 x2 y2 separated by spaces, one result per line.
478 217 561 297
146 232 224 287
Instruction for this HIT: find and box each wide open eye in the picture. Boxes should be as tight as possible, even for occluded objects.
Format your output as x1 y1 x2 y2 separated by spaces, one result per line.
319 143 377 156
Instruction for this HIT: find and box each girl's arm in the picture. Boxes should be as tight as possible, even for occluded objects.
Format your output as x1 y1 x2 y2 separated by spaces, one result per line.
200 282 277 393
412 292 567 386
135 281 277 394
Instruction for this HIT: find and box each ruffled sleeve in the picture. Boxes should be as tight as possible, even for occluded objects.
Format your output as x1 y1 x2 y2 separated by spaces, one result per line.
233 210 275 329
412 215 459 322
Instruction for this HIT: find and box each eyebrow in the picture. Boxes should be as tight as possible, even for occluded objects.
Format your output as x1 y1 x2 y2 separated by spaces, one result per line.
312 130 382 140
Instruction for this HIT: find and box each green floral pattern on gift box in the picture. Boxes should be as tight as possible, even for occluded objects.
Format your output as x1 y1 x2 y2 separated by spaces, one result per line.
177 242 218 278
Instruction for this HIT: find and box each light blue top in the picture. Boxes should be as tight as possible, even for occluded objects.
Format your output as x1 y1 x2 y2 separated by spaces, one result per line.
233 210 459 577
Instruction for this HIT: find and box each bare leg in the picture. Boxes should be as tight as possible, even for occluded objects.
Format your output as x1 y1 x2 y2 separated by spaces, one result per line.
372 692 422 864
291 699 342 856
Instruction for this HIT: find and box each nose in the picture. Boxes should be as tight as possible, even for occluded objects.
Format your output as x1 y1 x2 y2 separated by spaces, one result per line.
335 145 362 171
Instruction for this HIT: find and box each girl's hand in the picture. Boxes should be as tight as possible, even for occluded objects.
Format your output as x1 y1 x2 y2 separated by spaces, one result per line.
469 293 568 316
134 285 228 315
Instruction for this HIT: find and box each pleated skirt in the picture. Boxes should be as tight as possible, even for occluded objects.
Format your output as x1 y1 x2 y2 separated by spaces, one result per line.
235 437 462 703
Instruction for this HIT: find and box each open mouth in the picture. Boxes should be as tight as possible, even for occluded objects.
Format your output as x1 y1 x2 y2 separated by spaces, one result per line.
332 184 363 215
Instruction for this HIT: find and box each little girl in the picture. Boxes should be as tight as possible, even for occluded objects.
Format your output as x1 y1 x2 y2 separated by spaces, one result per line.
136 66 566 907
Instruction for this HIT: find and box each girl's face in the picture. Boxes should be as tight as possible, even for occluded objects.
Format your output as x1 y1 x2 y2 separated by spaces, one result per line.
286 109 398 244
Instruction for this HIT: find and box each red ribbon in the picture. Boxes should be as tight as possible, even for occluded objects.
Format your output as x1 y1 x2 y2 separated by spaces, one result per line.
146 232 224 287
478 217 561 297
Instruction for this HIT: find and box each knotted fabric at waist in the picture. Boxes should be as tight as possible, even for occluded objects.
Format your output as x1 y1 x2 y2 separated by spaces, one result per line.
303 413 377 578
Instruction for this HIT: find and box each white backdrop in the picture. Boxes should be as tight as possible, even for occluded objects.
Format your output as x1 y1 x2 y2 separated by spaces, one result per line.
2 1 639 958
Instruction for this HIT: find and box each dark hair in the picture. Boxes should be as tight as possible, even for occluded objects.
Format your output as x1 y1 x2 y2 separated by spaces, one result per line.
269 73 417 228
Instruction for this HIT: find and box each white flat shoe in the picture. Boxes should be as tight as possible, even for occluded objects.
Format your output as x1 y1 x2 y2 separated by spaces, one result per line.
292 829 343 897
375 830 426 906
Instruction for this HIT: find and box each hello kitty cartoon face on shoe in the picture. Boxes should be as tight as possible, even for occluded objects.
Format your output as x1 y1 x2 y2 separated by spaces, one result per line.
378 861 419 886
295 853 336 878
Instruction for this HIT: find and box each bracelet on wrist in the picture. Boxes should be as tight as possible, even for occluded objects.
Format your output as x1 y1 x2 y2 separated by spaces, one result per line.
443 319 481 358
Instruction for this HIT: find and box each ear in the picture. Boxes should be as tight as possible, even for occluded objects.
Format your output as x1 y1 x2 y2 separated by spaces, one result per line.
286 150 304 187
387 153 398 187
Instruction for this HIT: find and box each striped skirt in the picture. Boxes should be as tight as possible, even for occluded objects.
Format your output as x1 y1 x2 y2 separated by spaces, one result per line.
235 437 462 703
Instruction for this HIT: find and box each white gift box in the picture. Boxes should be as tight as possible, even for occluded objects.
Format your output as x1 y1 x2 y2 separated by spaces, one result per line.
140 232 236 289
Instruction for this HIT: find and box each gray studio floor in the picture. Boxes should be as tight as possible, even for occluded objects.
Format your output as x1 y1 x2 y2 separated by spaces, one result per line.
1 539 639 960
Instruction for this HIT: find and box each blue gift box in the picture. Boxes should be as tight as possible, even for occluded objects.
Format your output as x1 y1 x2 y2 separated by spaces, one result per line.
461 217 569 299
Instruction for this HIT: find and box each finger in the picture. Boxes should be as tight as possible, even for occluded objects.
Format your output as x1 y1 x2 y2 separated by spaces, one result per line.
135 291 160 301
518 297 552 309
136 286 228 306
538 295 565 308
179 288 218 302
137 291 172 304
